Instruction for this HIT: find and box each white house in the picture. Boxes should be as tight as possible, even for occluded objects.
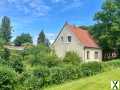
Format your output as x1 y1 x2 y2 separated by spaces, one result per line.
51 23 102 62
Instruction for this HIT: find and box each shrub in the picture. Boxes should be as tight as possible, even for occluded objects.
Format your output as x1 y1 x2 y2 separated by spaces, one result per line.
10 59 24 73
17 71 31 84
33 66 50 78
25 44 59 67
63 52 81 65
23 76 43 90
0 65 17 90
50 67 65 84
32 66 51 86
80 62 102 77
107 60 120 67
64 65 81 80
1 48 10 60
9 54 24 73
0 58 7 64
102 60 120 71
49 64 81 84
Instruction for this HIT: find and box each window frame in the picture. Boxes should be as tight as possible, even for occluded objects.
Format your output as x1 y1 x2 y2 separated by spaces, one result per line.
67 35 72 43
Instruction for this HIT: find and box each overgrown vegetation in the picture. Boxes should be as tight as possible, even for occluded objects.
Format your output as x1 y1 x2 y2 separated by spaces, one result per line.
0 43 120 90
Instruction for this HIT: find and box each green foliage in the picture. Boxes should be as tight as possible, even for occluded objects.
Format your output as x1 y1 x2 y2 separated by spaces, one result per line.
63 52 81 64
10 59 24 73
23 76 43 90
9 54 24 73
1 48 10 60
25 44 59 67
37 30 46 45
0 16 12 43
93 0 120 57
50 65 80 84
0 65 17 90
80 62 102 77
37 30 50 46
33 66 50 78
44 69 120 90
14 33 33 46
102 60 120 71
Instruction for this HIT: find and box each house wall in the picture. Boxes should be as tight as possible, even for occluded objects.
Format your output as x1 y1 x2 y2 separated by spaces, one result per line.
52 26 84 60
84 48 102 62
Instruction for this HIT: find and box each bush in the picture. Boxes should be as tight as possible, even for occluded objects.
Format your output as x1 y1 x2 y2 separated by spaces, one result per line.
50 67 65 84
10 59 24 73
9 55 24 73
25 45 59 67
32 66 50 86
33 66 50 78
80 62 102 77
102 60 120 71
23 76 43 90
63 52 81 65
63 65 81 80
1 48 10 60
0 58 7 64
0 65 17 90
49 64 81 84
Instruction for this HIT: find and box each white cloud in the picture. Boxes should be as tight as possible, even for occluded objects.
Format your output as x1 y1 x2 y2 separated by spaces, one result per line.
51 0 66 3
61 0 82 12
7 0 51 17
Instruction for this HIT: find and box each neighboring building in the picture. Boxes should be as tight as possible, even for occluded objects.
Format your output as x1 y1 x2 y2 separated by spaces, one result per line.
4 45 25 51
51 23 102 62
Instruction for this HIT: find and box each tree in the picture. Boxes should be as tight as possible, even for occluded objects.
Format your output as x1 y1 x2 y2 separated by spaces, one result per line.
0 16 12 43
93 0 120 58
14 33 33 46
37 30 45 44
37 30 50 46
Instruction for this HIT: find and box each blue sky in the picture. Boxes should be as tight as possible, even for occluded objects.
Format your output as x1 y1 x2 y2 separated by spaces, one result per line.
0 0 104 44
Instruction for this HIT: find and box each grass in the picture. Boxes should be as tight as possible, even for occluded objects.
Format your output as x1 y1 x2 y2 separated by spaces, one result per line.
44 68 120 90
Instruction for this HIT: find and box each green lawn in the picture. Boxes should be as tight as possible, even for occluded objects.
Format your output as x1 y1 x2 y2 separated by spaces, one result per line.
44 69 120 90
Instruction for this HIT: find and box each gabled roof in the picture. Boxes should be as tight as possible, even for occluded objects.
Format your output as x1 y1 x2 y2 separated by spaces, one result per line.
52 23 100 48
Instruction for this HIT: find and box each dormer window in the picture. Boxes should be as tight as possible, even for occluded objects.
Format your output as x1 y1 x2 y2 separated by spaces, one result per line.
68 36 72 42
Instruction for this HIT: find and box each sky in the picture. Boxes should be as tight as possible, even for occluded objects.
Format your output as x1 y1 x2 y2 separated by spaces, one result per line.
0 0 104 44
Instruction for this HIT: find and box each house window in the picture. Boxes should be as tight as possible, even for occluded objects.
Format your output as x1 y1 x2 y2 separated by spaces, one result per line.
87 51 90 59
95 52 99 59
68 36 72 42
61 36 63 41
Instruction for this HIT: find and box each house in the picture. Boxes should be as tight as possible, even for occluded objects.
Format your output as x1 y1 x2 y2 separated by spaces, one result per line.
51 23 102 62
4 45 25 51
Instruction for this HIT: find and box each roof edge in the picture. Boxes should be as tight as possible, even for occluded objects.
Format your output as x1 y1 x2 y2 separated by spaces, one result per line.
51 22 68 46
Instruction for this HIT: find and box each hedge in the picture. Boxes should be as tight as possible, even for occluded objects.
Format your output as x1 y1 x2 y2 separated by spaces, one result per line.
0 65 17 90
